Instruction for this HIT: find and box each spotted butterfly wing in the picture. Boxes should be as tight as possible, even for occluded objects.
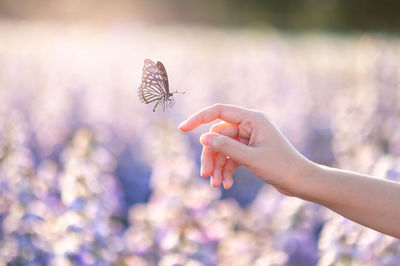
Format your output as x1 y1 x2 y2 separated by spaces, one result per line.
138 59 183 112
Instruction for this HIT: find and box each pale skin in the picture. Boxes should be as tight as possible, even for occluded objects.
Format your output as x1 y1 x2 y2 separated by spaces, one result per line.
178 104 400 239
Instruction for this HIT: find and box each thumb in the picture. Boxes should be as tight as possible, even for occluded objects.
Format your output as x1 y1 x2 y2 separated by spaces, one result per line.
200 133 253 166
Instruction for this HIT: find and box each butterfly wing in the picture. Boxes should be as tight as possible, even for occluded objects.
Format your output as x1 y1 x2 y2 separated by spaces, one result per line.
138 59 169 111
156 61 170 95
142 59 167 95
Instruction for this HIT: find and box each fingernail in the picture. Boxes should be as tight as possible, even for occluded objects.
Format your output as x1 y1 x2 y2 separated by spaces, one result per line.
223 181 232 190
210 177 218 188
200 134 212 146
200 167 209 177
200 167 208 178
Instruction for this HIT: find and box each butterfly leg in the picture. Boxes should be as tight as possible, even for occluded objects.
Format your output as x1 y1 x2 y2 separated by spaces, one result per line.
169 98 175 108
153 99 162 112
162 97 166 112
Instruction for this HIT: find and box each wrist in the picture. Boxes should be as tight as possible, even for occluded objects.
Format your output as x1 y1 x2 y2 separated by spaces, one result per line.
289 159 321 198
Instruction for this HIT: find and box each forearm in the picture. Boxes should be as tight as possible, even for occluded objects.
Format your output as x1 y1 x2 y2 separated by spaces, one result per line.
296 163 400 238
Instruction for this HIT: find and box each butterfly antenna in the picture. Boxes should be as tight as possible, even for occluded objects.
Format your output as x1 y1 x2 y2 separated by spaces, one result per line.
172 90 185 94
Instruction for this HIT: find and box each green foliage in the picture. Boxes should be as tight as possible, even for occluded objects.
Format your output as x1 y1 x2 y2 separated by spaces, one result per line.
0 0 399 31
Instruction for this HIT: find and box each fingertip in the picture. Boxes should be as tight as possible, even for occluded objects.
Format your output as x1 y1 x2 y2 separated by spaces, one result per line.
223 177 233 189
202 165 213 177
222 169 234 189
223 184 232 190
210 176 217 188
178 121 188 131
222 159 235 189
200 133 213 146
200 166 210 178
201 172 209 178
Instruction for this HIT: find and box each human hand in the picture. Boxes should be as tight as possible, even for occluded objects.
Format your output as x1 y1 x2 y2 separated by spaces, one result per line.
179 104 314 195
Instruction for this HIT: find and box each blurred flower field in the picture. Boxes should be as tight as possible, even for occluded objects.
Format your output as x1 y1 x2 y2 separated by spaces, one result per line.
0 22 400 265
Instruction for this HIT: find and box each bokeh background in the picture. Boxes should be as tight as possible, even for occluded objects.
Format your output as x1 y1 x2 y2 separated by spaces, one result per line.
0 1 400 265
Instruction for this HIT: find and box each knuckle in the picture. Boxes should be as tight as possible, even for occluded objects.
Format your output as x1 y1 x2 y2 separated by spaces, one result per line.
210 123 220 132
213 135 227 148
210 103 224 118
212 103 228 112
253 111 270 123
238 121 253 136
212 103 223 109
254 111 267 119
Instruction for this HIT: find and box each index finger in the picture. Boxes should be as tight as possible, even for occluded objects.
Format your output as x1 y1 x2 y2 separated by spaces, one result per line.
178 104 251 132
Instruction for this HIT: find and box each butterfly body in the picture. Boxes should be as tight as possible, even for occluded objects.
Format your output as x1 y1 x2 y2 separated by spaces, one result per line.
138 59 184 112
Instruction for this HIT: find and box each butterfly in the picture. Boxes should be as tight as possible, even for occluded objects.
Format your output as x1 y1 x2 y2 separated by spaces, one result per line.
138 59 185 112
